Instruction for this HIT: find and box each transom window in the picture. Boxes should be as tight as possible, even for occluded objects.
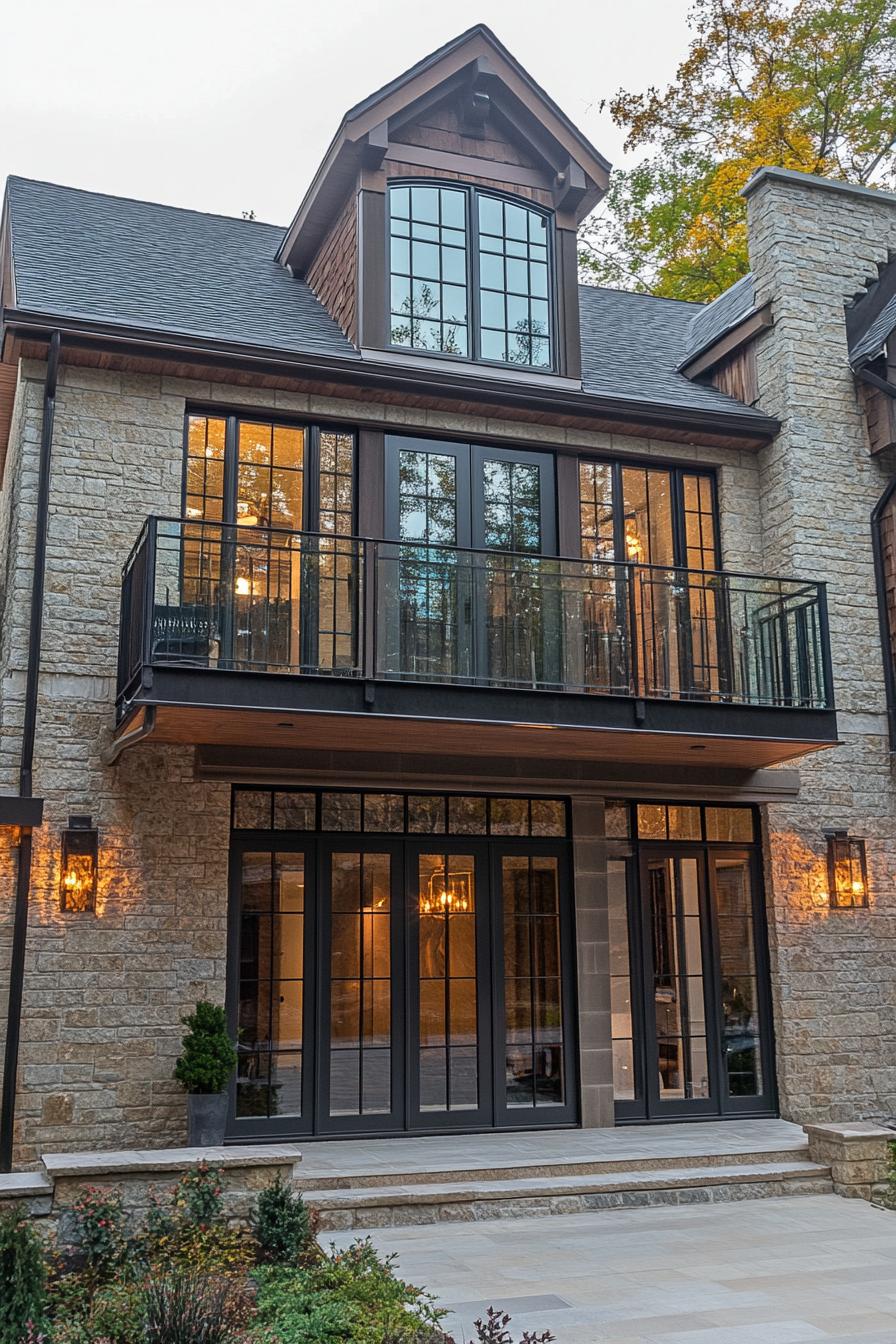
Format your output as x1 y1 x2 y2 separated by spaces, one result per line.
232 788 568 838
389 182 553 370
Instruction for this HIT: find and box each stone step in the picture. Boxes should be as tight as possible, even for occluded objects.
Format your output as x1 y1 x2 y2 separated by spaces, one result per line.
298 1144 812 1192
307 1159 834 1230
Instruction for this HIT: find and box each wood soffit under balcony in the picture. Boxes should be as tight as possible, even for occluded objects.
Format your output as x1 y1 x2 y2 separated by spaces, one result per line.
113 702 838 772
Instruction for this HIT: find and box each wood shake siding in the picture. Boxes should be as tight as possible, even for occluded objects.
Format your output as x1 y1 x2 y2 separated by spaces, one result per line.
709 343 759 406
306 192 358 342
392 103 540 170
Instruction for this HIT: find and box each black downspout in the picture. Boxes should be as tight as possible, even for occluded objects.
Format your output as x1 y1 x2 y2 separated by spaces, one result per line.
0 331 61 1172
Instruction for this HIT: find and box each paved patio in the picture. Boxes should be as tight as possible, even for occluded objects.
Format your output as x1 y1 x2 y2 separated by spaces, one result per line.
327 1194 896 1342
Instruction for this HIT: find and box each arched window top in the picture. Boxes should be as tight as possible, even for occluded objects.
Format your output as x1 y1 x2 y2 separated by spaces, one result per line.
388 181 554 371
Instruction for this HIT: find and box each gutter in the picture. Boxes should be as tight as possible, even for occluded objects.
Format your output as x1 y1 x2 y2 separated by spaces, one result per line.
0 331 59 1172
1 308 782 443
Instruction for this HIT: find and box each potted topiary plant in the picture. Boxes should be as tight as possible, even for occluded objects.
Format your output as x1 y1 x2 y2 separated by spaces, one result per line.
174 1000 238 1146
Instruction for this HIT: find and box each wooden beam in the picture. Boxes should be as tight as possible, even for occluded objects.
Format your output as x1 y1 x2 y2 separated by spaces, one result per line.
680 304 774 379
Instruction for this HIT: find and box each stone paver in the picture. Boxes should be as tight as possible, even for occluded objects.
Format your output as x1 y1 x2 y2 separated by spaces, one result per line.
325 1194 896 1343
298 1118 807 1182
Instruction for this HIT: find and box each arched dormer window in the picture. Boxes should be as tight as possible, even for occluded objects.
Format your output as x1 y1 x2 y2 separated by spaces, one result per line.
388 181 553 370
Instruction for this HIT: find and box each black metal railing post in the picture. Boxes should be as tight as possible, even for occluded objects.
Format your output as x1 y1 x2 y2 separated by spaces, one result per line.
114 520 833 713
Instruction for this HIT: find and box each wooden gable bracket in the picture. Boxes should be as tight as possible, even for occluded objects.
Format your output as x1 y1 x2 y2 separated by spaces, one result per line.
553 161 588 214
360 121 389 170
457 55 494 137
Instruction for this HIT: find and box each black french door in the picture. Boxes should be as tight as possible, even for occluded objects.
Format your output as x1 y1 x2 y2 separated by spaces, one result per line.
382 435 558 687
613 842 776 1122
227 833 576 1139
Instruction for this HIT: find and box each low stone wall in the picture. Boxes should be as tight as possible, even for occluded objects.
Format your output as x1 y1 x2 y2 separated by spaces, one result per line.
0 1143 302 1240
803 1122 892 1201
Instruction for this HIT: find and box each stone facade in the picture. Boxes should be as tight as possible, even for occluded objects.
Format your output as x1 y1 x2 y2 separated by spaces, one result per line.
745 171 896 1124
3 168 896 1162
0 360 764 1165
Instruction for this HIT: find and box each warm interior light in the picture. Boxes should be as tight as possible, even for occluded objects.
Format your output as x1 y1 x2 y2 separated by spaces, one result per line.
624 528 644 562
420 868 473 914
825 830 868 909
235 576 251 595
236 515 259 527
60 816 98 913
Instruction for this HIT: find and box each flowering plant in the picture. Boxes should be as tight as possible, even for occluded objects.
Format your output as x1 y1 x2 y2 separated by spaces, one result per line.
68 1185 125 1273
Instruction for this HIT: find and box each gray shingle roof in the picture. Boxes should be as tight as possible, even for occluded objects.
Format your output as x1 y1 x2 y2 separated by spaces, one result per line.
5 177 356 359
4 176 769 427
682 273 756 364
579 285 761 418
849 292 896 368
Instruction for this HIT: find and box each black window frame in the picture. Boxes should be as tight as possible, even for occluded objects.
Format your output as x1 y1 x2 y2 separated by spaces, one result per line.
387 179 557 374
577 455 722 571
181 410 358 536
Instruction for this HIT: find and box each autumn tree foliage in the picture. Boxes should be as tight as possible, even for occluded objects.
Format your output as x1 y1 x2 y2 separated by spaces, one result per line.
580 0 896 300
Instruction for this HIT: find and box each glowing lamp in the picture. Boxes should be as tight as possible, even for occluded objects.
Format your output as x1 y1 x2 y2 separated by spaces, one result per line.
420 868 473 915
60 815 98 913
825 830 868 909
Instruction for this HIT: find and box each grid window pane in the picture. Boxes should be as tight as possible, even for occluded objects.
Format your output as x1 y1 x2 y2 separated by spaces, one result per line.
329 853 393 1117
477 195 552 369
502 855 565 1108
418 854 478 1112
389 185 469 355
238 852 305 1120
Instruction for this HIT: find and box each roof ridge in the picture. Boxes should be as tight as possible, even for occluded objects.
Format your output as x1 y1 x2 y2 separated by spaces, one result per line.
5 175 287 234
578 281 705 309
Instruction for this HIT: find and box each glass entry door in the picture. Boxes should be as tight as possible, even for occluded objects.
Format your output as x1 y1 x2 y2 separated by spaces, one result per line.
607 802 776 1123
640 850 718 1117
228 814 575 1138
382 436 557 687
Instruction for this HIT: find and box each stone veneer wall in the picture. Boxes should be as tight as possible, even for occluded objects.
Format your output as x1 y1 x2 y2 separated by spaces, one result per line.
0 358 764 1165
746 172 896 1123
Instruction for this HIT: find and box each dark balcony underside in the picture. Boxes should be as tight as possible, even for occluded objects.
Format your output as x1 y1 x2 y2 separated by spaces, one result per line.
116 668 838 769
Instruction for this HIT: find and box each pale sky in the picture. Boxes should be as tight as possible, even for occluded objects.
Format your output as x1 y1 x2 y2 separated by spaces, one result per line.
3 0 693 227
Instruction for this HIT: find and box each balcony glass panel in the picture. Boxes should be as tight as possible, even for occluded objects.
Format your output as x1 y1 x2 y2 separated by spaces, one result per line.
118 520 833 714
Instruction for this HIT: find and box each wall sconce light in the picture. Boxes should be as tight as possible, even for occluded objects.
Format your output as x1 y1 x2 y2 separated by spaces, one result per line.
825 830 868 909
60 815 98 913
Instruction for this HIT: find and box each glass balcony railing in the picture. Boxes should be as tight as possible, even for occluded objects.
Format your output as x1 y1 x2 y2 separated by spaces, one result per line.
117 518 834 712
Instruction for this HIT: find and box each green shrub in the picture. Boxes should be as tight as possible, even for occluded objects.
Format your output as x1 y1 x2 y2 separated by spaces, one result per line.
0 1208 47 1344
174 1162 224 1226
136 1167 253 1277
83 1278 146 1344
251 1176 314 1264
68 1185 126 1275
174 1001 237 1094
143 1269 250 1344
252 1239 448 1344
473 1306 555 1344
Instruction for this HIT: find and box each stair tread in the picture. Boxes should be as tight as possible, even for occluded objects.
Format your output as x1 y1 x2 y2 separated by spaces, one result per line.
299 1145 812 1190
305 1160 831 1206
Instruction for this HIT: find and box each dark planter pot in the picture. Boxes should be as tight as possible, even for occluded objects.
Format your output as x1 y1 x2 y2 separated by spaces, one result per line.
187 1091 229 1147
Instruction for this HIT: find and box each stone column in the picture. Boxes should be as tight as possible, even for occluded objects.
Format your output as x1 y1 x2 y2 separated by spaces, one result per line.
571 795 614 1127
803 1122 893 1201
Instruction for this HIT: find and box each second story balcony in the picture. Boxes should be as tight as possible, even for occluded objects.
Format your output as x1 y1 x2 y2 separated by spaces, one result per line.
113 518 837 770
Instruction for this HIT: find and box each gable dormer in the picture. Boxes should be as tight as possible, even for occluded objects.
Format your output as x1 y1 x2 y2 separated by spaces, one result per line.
277 25 610 381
